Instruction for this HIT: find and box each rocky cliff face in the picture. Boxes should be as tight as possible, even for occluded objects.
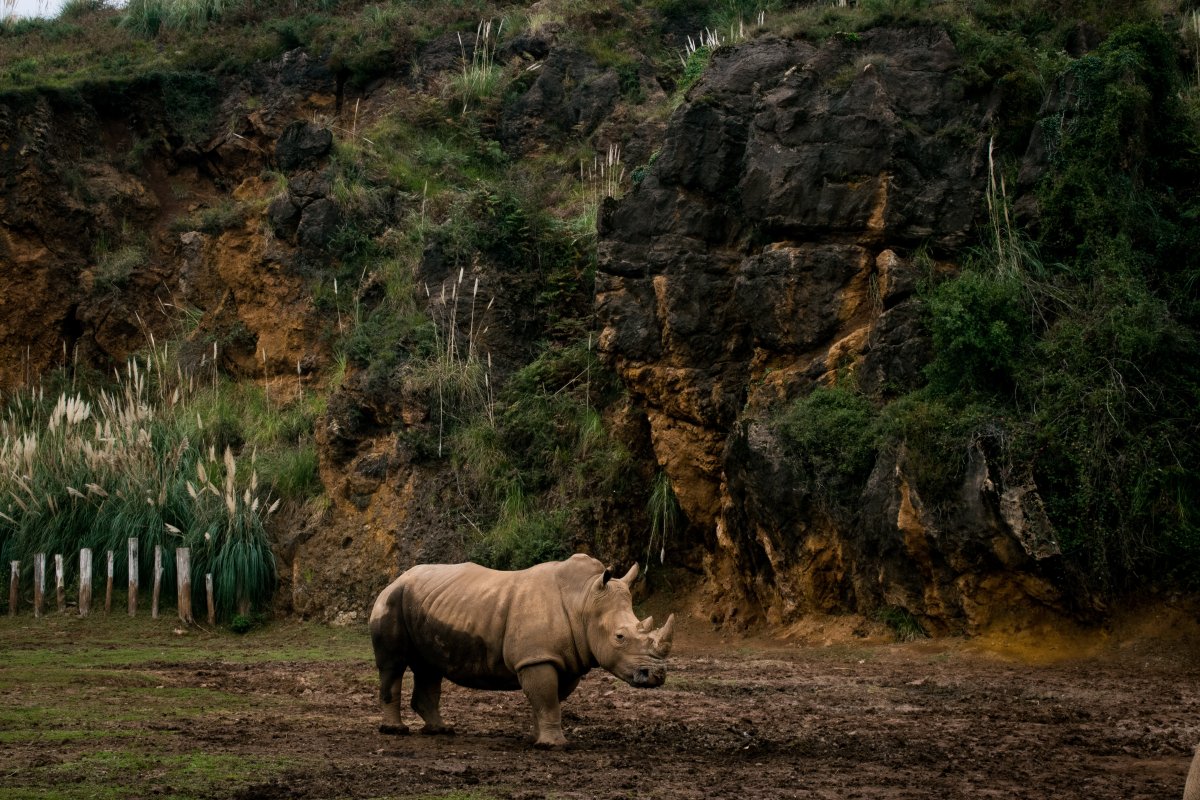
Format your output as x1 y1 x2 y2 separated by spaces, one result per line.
598 29 1064 633
0 58 344 388
1 25 1072 633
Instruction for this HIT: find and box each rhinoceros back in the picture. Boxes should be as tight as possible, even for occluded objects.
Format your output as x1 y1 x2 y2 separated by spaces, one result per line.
370 556 600 690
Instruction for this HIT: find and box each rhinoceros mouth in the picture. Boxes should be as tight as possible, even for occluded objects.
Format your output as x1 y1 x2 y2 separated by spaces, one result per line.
629 665 666 688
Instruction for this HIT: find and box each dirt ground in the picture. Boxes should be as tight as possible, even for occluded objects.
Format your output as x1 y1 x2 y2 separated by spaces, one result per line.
3 608 1199 800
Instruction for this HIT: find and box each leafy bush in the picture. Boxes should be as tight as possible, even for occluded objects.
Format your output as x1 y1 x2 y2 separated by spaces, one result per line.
57 0 110 21
675 44 711 98
775 384 880 515
924 269 1029 396
877 392 1000 508
470 486 571 570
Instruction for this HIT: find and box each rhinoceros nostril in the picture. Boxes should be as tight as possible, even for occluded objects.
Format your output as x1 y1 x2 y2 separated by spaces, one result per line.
635 668 650 683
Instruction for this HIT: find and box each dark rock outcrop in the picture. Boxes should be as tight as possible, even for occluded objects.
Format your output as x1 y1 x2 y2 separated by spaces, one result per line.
597 29 1063 632
500 48 623 154
275 120 333 170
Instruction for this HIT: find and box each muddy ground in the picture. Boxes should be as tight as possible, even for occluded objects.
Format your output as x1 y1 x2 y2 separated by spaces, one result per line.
2 610 1199 799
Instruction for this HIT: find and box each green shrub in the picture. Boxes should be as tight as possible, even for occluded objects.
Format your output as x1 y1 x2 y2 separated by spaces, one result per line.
121 0 166 37
170 199 245 234
924 269 1029 396
57 0 110 21
775 384 879 514
121 0 231 35
160 72 219 144
905 20 1200 591
675 45 711 98
470 486 571 570
877 393 1000 507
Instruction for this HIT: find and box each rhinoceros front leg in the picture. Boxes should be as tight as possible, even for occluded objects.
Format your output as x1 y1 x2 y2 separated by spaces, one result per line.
410 670 454 735
518 663 567 749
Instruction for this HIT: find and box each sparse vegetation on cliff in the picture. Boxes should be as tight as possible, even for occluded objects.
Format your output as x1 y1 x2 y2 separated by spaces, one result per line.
769 13 1200 596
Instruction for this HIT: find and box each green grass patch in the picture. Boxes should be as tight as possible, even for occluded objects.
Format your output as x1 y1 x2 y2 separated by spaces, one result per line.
0 617 362 799
0 751 297 800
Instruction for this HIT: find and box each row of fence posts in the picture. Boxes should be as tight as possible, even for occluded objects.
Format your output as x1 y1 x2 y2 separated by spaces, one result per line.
7 538 216 626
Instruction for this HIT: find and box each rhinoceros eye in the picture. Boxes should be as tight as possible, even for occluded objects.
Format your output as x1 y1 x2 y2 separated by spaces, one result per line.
615 632 625 644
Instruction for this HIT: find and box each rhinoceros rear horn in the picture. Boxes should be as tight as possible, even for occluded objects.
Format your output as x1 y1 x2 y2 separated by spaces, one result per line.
619 563 640 586
601 567 613 585
651 613 675 657
636 615 654 634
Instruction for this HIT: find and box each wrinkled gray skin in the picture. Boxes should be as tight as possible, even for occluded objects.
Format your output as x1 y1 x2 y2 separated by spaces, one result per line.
1186 745 1200 800
369 554 675 748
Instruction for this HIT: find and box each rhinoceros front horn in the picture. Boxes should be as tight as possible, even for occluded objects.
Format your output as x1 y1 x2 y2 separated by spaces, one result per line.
651 613 675 657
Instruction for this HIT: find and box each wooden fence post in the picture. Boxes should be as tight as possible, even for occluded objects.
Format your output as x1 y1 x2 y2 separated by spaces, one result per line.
175 548 193 625
33 553 45 618
8 561 17 616
206 574 215 626
105 551 114 614
127 538 138 617
79 549 92 617
151 546 163 619
55 554 64 613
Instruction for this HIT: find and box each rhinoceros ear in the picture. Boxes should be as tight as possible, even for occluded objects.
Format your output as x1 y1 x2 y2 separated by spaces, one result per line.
601 567 613 585
619 563 639 586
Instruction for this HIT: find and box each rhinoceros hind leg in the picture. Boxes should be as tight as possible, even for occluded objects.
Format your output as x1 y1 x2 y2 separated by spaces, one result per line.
377 661 409 734
411 671 455 735
519 663 567 749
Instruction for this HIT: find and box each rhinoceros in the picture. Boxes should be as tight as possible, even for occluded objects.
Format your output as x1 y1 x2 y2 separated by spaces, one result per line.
368 553 674 748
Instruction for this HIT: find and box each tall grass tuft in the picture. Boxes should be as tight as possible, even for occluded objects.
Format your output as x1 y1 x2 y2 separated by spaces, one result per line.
1185 9 1200 87
0 343 280 621
121 0 229 36
574 144 624 237
452 18 505 116
415 268 494 456
646 470 680 571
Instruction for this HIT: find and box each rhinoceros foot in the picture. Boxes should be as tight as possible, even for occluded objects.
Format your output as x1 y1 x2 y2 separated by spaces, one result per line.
533 734 568 750
379 723 410 736
420 723 456 736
